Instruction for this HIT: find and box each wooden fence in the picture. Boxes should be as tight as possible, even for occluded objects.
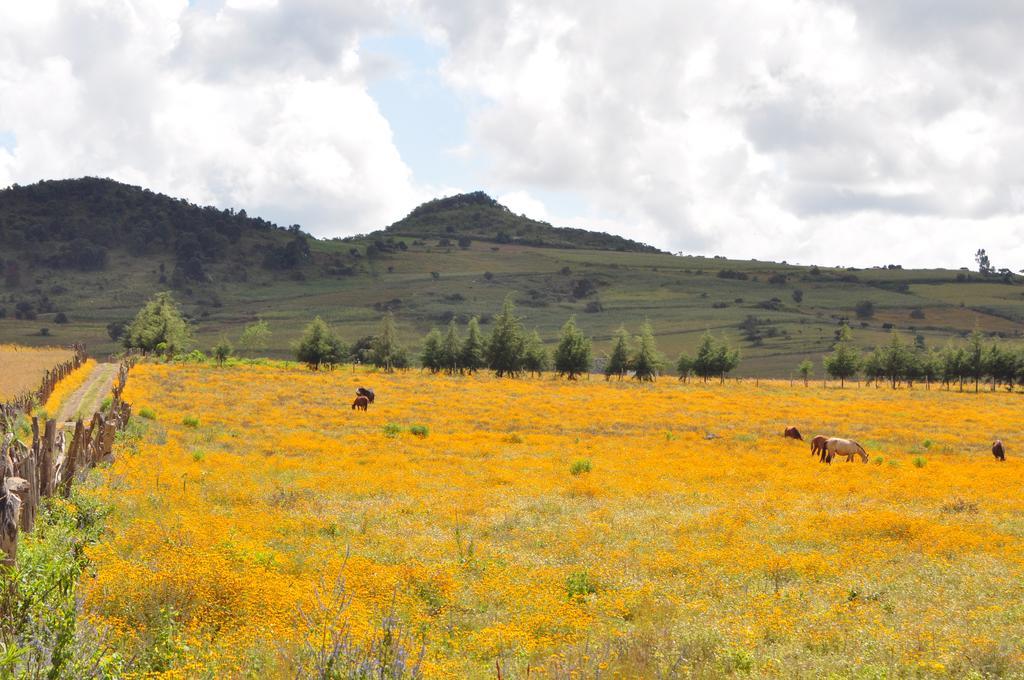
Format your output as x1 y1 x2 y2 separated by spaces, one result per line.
0 344 88 433
0 357 135 566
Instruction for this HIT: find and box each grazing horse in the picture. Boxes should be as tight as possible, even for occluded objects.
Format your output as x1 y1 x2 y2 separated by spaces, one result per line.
352 395 369 411
993 440 1006 461
823 438 868 464
356 387 375 404
810 435 828 459
784 426 803 441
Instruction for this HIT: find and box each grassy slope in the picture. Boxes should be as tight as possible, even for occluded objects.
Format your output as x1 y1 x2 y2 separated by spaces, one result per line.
3 233 1022 376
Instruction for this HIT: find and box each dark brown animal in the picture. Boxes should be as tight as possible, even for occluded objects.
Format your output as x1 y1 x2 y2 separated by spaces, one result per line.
352 395 369 411
784 426 803 441
993 440 1006 461
357 387 375 403
810 435 828 460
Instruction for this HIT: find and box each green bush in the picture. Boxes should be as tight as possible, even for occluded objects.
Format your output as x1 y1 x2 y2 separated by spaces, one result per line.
409 425 429 438
139 407 157 420
182 415 199 428
382 423 402 438
913 456 927 468
570 459 592 476
565 570 597 600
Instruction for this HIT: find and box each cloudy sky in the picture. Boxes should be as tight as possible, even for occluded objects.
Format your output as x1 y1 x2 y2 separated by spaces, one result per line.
2 0 1024 269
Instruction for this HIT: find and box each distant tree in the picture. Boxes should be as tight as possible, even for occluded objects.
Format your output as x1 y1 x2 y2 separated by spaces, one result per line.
460 317 486 373
822 325 860 387
238 319 271 357
676 353 694 382
486 297 526 377
975 248 993 275
523 329 550 377
439 320 462 373
631 320 664 381
457 236 472 249
553 316 592 380
693 332 741 383
940 342 967 391
420 328 442 373
965 328 985 392
106 320 128 343
605 327 631 380
984 339 1018 391
369 312 408 371
212 335 233 366
798 359 813 386
294 316 345 369
124 292 193 356
3 261 20 288
791 289 804 304
54 312 68 324
854 300 875 319
875 331 914 388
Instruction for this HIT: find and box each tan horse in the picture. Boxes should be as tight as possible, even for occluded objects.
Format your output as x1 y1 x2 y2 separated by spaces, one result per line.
823 438 868 464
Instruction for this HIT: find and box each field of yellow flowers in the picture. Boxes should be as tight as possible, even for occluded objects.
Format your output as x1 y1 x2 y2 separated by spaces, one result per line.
83 363 1024 677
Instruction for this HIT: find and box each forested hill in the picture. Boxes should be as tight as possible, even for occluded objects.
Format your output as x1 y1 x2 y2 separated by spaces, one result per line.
378 191 664 253
0 177 294 273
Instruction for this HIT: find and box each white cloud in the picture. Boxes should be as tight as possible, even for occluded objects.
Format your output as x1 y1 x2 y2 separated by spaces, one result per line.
0 0 424 235
416 0 1024 267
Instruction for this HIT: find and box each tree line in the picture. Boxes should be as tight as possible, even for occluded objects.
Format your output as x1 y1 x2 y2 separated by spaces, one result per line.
120 292 744 380
812 325 1024 391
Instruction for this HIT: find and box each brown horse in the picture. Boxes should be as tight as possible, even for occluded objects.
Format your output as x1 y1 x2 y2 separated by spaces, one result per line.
784 426 803 441
810 435 828 459
352 395 369 411
823 438 868 464
993 440 1006 461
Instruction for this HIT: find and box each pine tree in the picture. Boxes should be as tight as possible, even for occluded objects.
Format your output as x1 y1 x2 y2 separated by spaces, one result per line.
822 324 861 387
676 353 694 382
461 316 486 373
523 329 550 376
553 316 592 380
631 320 663 381
420 328 442 373
439 320 462 374
605 327 631 380
486 297 526 377
369 312 408 371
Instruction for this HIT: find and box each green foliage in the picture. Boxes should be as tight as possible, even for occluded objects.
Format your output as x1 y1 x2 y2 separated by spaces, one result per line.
438 321 462 374
676 353 694 382
692 332 741 383
797 359 814 385
212 334 233 366
523 329 551 376
238 319 271 357
369 313 409 372
382 423 402 438
139 407 157 420
823 325 861 387
0 490 118 678
182 415 200 428
631 320 664 381
460 317 486 373
294 316 345 369
409 425 429 438
420 328 442 373
486 297 527 378
913 456 927 468
570 459 592 475
553 316 591 379
605 327 631 380
565 570 597 600
124 292 193 355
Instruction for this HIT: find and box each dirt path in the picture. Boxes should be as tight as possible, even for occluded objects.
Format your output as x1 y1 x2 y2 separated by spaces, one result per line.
56 362 118 423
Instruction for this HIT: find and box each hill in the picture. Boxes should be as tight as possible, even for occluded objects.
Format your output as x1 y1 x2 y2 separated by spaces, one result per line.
374 191 663 253
2 177 1024 375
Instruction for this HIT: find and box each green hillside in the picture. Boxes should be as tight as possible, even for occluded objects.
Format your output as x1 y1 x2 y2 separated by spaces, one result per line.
2 177 1023 376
